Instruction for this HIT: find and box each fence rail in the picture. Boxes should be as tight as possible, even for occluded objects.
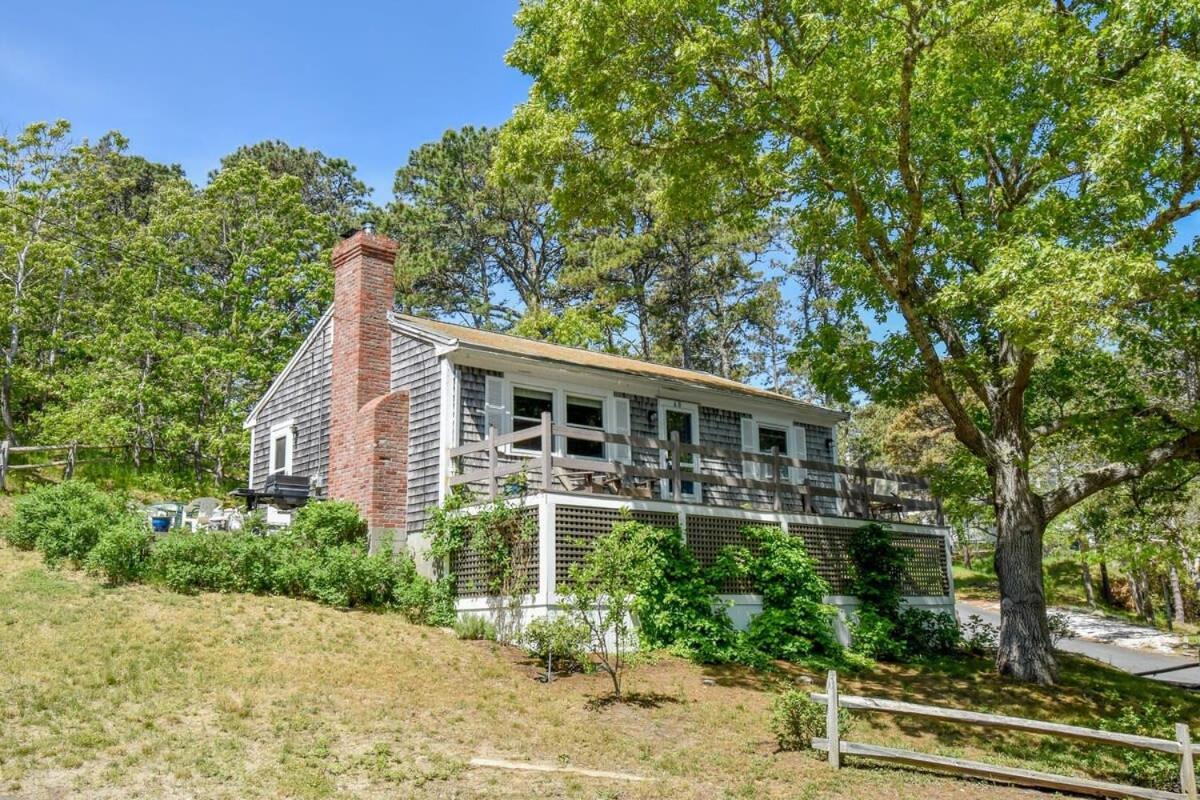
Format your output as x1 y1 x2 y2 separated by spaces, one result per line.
812 670 1197 800
0 441 125 490
447 412 941 522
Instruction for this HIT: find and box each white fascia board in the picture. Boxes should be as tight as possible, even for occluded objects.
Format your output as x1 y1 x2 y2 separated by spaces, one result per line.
244 308 333 430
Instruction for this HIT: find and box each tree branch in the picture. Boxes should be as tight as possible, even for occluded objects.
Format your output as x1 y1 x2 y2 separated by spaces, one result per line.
1042 429 1200 521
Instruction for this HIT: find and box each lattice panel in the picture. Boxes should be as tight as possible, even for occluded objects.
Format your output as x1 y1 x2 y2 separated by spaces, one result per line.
452 506 540 597
791 524 856 594
685 515 783 593
554 506 679 584
893 532 951 597
791 524 949 597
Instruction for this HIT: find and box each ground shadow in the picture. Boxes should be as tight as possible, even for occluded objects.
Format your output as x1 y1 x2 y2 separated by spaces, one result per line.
584 690 683 711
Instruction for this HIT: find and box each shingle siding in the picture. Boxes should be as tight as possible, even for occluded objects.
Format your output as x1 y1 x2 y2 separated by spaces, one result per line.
251 315 332 491
391 333 442 537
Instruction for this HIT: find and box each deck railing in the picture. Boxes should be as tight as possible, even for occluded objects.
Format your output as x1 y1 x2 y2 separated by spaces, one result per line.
445 412 942 523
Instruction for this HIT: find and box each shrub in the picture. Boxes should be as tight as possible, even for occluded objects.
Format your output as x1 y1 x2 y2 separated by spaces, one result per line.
849 607 905 661
632 521 744 662
1091 696 1182 790
289 500 368 549
961 613 999 655
771 690 850 751
720 526 839 662
149 531 253 594
391 562 456 626
301 545 405 607
895 607 961 656
847 523 910 613
1047 610 1075 648
521 616 589 672
85 515 155 585
7 480 126 566
454 614 496 640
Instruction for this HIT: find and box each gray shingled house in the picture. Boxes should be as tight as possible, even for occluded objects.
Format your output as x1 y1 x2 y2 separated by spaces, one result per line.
244 229 954 632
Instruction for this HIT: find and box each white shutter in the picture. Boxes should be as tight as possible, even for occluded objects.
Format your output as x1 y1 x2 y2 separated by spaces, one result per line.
609 396 632 464
740 417 759 480
790 424 808 485
483 376 508 439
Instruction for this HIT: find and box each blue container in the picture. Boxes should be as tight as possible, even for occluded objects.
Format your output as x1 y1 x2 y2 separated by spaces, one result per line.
150 516 171 533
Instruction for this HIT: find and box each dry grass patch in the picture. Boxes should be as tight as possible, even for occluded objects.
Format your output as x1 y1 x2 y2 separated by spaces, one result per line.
2 545 1196 799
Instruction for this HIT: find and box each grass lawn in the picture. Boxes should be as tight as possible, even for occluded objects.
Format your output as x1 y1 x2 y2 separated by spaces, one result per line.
3 545 1199 799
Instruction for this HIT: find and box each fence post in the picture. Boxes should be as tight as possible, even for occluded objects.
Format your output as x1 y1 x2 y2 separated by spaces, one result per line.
487 424 498 500
540 411 553 491
1179 723 1197 800
0 439 7 492
771 446 782 512
826 670 840 769
670 430 682 502
65 441 77 479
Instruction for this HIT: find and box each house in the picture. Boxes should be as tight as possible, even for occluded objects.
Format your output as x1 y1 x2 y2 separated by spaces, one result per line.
244 228 954 635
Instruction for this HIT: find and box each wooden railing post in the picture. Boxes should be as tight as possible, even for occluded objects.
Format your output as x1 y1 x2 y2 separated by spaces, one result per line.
670 430 682 502
771 446 782 512
487 424 498 500
540 411 553 491
65 441 77 479
1179 723 1197 800
826 670 840 769
856 458 869 518
0 439 8 492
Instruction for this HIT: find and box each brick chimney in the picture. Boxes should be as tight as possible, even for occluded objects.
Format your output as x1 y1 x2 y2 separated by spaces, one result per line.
328 228 409 553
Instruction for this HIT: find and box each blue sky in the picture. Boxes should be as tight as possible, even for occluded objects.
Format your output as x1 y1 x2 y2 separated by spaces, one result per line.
0 0 530 201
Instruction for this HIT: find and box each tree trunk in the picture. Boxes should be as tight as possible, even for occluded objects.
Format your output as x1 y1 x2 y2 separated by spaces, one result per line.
1099 560 1113 605
1077 536 1095 608
1169 565 1187 625
992 462 1057 684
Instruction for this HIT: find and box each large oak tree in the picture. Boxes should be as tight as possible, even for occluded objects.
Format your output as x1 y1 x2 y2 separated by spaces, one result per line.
502 0 1200 682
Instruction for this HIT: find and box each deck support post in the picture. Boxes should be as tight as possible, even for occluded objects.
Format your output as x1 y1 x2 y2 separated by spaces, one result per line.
540 412 553 491
670 430 682 502
487 424 498 499
771 446 782 511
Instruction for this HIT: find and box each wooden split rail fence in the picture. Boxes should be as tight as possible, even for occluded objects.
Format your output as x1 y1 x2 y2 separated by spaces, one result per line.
812 670 1197 800
447 412 943 522
0 441 124 491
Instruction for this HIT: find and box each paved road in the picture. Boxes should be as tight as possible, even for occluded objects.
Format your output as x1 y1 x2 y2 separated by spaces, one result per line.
957 600 1200 688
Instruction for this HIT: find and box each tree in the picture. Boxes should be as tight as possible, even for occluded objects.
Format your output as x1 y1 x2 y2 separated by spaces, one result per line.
503 0 1200 682
387 126 568 328
560 520 653 698
216 141 372 236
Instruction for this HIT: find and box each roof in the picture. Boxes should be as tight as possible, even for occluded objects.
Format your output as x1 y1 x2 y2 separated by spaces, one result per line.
392 312 843 418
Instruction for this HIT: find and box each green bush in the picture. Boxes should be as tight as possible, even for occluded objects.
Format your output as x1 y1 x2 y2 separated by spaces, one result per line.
771 689 851 751
454 614 496 640
1092 696 1181 789
289 500 368 549
521 616 589 671
722 526 840 662
847 523 910 612
84 515 155 585
632 521 746 663
6 480 125 566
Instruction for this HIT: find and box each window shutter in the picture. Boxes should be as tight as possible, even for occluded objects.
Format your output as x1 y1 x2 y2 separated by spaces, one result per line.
740 417 758 480
609 396 632 464
483 376 508 438
790 424 808 485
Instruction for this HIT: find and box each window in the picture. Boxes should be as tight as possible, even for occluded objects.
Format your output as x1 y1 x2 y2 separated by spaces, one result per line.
269 422 294 475
512 387 553 452
565 395 605 459
757 424 789 480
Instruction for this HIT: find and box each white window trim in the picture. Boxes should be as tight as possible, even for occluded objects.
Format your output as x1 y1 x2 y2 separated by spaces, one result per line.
268 420 295 476
504 377 615 461
657 399 702 502
744 415 807 485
